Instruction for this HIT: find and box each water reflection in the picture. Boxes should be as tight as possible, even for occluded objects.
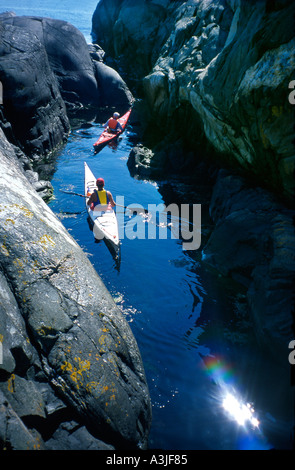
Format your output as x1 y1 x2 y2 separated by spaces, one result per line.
222 392 259 428
49 119 293 450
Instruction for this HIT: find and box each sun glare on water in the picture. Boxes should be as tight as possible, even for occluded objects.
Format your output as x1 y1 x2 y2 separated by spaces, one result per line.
222 392 260 428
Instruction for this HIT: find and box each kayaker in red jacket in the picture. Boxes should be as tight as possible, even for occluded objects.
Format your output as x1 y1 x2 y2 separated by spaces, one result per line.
104 112 123 134
87 177 116 211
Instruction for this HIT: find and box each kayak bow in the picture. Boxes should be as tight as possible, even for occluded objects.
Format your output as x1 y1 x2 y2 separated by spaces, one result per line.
84 162 120 250
93 108 131 151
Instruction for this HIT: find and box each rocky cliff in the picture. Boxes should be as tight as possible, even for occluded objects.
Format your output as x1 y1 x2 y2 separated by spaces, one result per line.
0 13 133 158
92 0 295 202
92 0 295 357
0 13 151 450
0 130 151 449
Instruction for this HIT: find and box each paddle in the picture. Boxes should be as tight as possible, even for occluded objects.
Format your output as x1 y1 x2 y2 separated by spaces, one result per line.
59 189 149 214
59 190 86 197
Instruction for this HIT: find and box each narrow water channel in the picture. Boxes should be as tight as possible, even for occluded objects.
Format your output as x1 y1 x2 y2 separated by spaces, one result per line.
48 118 293 450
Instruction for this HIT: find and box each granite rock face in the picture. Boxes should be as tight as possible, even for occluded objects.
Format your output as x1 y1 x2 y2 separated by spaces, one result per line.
1 14 133 112
1 15 99 110
0 130 152 450
0 18 70 158
94 60 134 110
92 0 295 202
0 13 133 203
0 13 133 159
0 11 148 451
92 0 173 79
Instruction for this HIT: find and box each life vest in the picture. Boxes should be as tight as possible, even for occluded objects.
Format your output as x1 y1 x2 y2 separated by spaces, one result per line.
91 189 110 210
108 118 118 131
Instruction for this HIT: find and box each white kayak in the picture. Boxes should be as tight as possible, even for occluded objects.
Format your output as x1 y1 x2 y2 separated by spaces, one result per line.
84 162 120 249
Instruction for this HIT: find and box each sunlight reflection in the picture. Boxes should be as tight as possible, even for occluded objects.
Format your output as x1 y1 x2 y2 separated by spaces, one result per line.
222 391 260 428
201 355 272 449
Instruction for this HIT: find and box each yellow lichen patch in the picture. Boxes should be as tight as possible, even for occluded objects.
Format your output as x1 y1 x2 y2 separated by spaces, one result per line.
23 234 56 253
99 334 107 346
11 204 34 219
107 355 119 375
4 218 15 226
36 326 53 337
0 243 9 257
13 258 24 268
85 381 98 393
39 234 55 249
0 334 3 343
31 259 41 272
85 381 108 395
13 258 25 275
7 374 15 393
85 381 116 404
105 386 117 407
60 357 91 389
32 440 42 450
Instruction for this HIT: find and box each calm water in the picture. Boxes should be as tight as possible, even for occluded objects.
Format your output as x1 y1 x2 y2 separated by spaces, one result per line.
48 123 293 450
0 0 98 42
2 0 294 450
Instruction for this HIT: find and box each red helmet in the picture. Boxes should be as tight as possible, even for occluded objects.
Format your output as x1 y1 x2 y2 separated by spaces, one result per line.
96 178 105 187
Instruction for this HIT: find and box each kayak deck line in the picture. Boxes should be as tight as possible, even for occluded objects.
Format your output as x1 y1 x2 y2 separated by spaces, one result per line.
84 162 120 249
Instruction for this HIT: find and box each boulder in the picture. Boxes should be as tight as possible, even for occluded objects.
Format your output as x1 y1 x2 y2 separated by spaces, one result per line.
0 130 152 449
0 20 70 157
92 0 173 78
94 61 134 112
45 423 115 450
1 15 100 109
0 14 133 158
0 14 134 203
0 390 46 450
1 14 134 111
127 144 166 178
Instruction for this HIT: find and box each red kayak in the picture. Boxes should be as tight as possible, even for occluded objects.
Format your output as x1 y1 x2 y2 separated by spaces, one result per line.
93 109 132 151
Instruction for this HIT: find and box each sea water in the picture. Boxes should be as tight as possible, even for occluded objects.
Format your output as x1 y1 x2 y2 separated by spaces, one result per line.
1 0 293 450
0 0 98 42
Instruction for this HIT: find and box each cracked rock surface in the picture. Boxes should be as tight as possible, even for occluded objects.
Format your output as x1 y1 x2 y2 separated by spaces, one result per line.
0 130 152 450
